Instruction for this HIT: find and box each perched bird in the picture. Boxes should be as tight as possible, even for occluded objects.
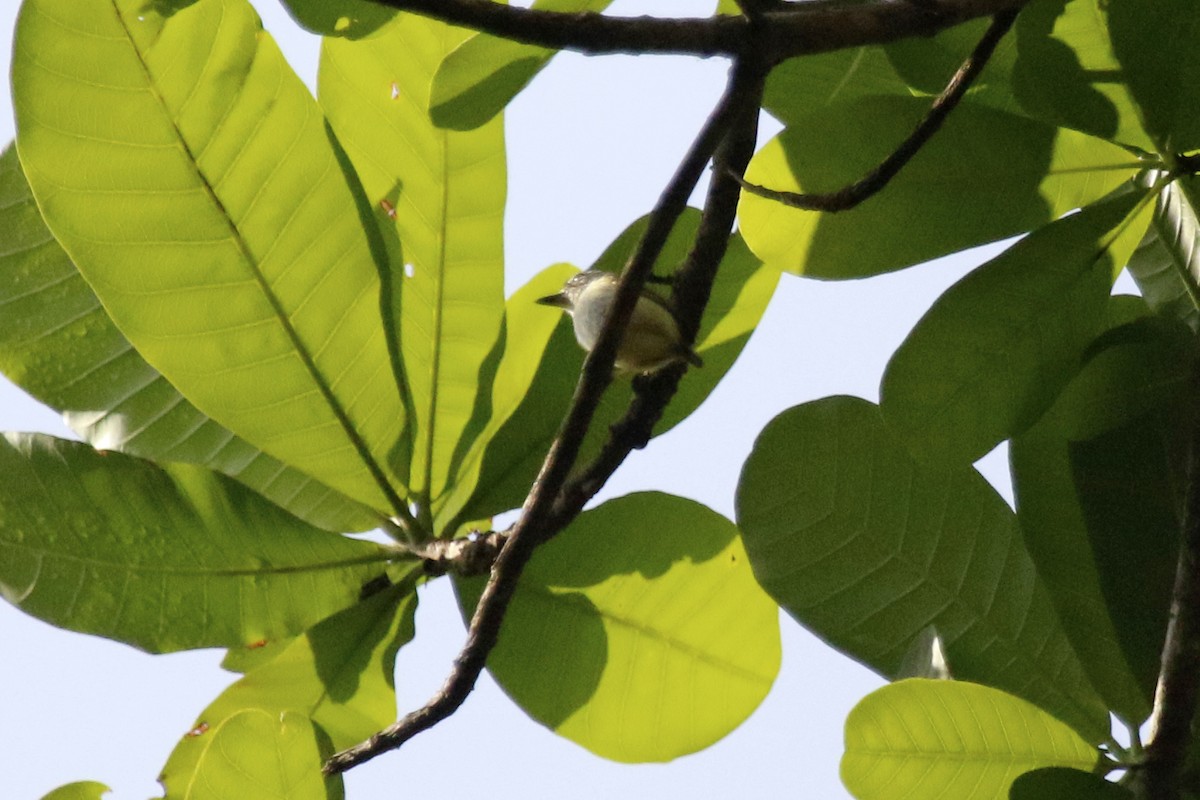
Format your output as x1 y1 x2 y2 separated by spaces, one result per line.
536 270 703 374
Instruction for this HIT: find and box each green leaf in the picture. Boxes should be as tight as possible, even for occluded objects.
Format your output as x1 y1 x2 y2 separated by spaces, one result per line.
737 97 1141 277
276 0 396 39
766 16 1021 124
886 16 1020 113
0 434 391 653
184 710 342 800
841 680 1099 800
0 144 375 533
449 211 777 525
12 0 406 513
160 580 417 798
1011 316 1190 724
1010 767 1132 800
39 783 110 800
456 493 780 762
1013 0 1156 151
430 0 616 131
736 397 1109 742
1104 0 1200 153
433 262 577 530
880 189 1153 466
763 48 911 127
221 637 296 675
1069 415 1179 708
320 13 507 517
1128 177 1200 330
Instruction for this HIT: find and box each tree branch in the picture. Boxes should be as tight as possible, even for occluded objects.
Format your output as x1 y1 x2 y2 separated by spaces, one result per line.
411 530 509 577
326 0 1028 778
364 0 1026 62
552 55 767 526
323 52 762 777
735 8 1017 212
1140 368 1200 800
733 0 779 19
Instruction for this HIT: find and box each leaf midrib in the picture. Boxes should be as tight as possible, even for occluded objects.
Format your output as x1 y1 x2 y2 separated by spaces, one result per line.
104 0 402 515
2 539 393 578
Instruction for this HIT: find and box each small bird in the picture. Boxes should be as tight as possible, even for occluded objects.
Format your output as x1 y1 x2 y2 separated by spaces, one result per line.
536 270 703 374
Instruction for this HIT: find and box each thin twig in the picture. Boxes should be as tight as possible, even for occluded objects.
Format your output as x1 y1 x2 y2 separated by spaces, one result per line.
1140 363 1200 800
364 0 1026 62
736 8 1018 212
322 55 758 778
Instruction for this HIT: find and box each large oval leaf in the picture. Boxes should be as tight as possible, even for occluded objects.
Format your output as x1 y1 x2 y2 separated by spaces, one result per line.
0 145 375 533
432 262 577 531
186 710 340 800
842 680 1098 800
320 13 507 514
1013 0 1155 151
160 580 417 798
763 47 910 127
39 784 110 800
1010 768 1132 800
1104 0 1200 153
736 397 1109 742
12 0 406 513
456 492 780 762
430 0 616 131
1011 316 1191 725
880 188 1153 466
276 0 396 39
0 434 391 653
737 97 1141 278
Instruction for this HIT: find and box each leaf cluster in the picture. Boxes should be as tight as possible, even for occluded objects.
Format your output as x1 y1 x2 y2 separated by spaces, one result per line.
3 0 1200 798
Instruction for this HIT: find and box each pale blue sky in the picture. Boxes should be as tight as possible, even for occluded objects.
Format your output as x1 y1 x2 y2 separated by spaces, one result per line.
0 2 1027 798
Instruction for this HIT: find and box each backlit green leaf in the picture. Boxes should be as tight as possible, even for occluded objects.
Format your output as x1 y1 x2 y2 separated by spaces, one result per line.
738 97 1141 277
880 189 1153 466
160 580 417 798
1104 0 1200 153
12 0 407 513
433 263 577 530
737 397 1109 742
0 144 374 533
1013 0 1156 151
456 493 780 762
184 710 341 800
39 783 110 800
763 48 910 127
276 0 396 39
841 680 1098 800
320 13 507 519
886 16 1019 113
430 0 616 131
0 434 391 653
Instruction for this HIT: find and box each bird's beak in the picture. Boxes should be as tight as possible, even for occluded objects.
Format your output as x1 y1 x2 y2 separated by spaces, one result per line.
536 292 571 309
